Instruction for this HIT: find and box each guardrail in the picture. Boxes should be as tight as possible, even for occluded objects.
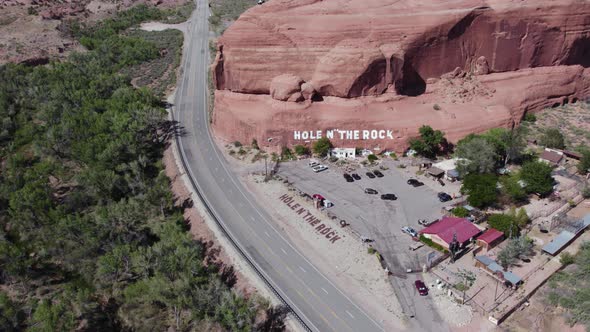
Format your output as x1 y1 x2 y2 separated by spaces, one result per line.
169 109 312 332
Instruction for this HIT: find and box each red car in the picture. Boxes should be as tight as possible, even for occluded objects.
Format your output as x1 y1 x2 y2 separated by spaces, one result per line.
415 280 428 296
312 194 325 201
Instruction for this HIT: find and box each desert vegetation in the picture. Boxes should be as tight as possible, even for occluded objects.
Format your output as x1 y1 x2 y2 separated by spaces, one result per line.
0 5 283 331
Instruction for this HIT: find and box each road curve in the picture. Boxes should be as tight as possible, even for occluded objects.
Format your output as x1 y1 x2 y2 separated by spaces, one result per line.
172 1 384 331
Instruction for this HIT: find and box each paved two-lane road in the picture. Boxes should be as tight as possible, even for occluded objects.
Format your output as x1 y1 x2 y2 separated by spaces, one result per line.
172 1 385 331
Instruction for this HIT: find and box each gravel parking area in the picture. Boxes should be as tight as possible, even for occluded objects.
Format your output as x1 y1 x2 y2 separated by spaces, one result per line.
278 159 457 273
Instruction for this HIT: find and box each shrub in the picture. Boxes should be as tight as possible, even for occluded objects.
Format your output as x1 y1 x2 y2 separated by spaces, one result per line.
539 128 565 149
451 207 470 218
389 152 398 159
312 137 332 157
367 247 376 255
293 145 309 156
582 186 590 199
433 104 441 111
560 252 575 266
251 139 259 150
238 148 246 155
577 148 590 175
233 141 242 147
523 113 537 122
328 156 338 163
419 235 449 253
281 147 294 160
367 154 378 163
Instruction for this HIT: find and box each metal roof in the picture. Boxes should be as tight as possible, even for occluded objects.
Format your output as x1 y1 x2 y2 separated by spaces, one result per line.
542 230 576 255
475 255 522 285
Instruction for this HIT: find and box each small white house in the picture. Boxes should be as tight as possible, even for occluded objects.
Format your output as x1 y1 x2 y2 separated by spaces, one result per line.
329 148 356 159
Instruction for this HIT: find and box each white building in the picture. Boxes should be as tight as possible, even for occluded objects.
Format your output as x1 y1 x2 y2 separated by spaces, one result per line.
329 148 356 159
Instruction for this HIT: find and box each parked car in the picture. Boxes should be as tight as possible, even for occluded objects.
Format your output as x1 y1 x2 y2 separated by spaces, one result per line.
407 179 424 187
401 226 418 238
343 173 354 182
308 161 319 168
312 194 325 201
381 193 397 200
364 188 378 194
414 280 428 296
366 172 376 179
373 170 384 178
352 173 361 180
437 192 452 202
312 165 328 173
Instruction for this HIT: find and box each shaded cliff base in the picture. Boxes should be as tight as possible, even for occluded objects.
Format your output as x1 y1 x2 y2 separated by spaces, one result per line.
212 65 590 153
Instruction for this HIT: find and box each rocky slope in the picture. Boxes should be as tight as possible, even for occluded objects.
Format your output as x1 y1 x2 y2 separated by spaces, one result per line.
211 0 590 152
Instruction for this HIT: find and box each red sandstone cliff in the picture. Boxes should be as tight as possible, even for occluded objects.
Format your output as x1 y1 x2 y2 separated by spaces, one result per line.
211 0 590 152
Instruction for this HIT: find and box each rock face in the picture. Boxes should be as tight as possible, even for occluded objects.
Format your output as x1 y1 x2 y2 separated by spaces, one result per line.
212 0 590 98
211 0 590 152
270 74 304 101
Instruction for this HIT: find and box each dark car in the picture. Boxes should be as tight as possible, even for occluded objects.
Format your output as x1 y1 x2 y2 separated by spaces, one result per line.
343 173 354 182
364 188 378 195
407 179 424 187
415 280 428 296
437 192 452 202
352 173 361 180
373 170 384 178
381 193 397 200
366 172 376 179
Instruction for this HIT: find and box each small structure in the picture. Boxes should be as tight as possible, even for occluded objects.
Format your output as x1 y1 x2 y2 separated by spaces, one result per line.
419 216 482 250
433 158 464 180
329 148 356 159
426 166 445 178
539 148 564 165
562 150 582 161
542 214 590 255
476 229 505 251
475 255 523 288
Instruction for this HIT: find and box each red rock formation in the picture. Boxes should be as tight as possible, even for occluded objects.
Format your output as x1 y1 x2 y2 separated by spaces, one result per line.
211 0 590 152
212 0 590 98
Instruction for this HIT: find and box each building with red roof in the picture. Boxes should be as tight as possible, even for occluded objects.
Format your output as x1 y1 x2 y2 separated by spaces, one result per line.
419 216 482 250
476 229 505 251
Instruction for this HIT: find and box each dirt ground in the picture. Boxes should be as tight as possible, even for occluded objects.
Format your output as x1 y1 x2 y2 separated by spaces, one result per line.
0 0 189 65
241 173 407 331
522 101 590 150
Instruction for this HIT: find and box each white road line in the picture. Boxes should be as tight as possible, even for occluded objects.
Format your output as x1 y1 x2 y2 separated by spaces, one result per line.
299 266 306 273
250 216 255 221
346 310 355 319
321 287 329 295
264 231 271 237
281 248 287 255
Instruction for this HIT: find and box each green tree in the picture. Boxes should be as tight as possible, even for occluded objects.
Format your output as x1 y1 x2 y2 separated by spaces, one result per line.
520 161 554 195
539 128 565 149
409 125 446 158
500 173 527 203
577 147 590 174
312 137 332 157
487 214 519 236
497 236 534 269
293 145 309 156
451 206 470 218
29 300 75 332
0 292 20 332
461 173 498 208
367 154 378 163
455 136 498 175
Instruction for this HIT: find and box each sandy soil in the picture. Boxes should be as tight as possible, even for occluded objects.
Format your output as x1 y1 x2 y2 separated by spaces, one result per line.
241 173 407 331
421 274 473 328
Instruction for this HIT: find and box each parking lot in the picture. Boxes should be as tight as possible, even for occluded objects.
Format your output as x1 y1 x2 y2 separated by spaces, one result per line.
278 159 458 272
